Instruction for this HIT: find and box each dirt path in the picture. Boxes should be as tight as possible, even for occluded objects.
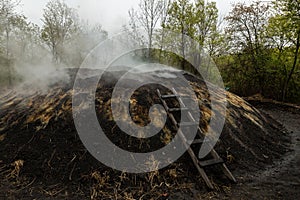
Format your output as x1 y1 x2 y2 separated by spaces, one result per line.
227 105 300 199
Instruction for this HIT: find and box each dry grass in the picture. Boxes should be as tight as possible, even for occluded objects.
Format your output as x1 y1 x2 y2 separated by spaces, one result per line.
7 160 24 179
91 171 110 189
0 134 6 142
161 127 173 144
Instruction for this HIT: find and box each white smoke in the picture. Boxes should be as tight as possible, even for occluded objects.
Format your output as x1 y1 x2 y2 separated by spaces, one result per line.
14 60 70 93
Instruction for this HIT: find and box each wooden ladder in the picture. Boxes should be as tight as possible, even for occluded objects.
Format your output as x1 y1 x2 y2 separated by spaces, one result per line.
157 88 236 189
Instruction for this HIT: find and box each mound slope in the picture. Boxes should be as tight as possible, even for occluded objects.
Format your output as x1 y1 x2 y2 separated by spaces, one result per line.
0 69 289 199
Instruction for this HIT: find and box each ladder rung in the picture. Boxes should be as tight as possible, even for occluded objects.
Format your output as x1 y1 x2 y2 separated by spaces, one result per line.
161 94 180 99
199 158 224 167
169 107 189 112
179 121 198 127
193 139 205 144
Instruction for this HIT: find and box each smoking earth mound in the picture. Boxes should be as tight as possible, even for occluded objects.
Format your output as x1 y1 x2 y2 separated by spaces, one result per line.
0 69 290 199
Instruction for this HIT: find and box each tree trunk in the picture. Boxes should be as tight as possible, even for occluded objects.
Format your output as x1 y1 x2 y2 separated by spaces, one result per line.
6 27 12 88
282 30 300 102
181 25 186 71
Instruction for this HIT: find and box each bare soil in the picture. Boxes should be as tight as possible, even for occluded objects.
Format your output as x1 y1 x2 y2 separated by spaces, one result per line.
216 102 300 200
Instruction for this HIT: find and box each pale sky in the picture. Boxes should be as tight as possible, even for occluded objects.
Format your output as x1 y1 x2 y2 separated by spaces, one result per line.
18 0 252 33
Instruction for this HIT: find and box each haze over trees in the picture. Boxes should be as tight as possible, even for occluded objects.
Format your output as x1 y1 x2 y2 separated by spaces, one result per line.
0 0 108 88
41 0 80 64
0 0 299 103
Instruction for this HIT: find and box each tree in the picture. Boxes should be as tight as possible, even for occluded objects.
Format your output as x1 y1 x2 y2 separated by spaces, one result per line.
193 0 220 75
0 0 22 86
194 0 218 48
164 0 195 61
63 22 108 67
225 1 271 94
125 0 166 51
124 8 146 47
273 0 300 101
138 0 165 49
0 0 20 55
205 19 225 57
156 0 170 52
41 0 79 64
163 0 220 74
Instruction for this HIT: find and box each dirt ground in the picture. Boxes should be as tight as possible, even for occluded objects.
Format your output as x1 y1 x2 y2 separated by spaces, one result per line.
221 102 300 200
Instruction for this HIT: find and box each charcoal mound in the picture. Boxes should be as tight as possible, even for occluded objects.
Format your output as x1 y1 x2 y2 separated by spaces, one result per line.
0 69 290 199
